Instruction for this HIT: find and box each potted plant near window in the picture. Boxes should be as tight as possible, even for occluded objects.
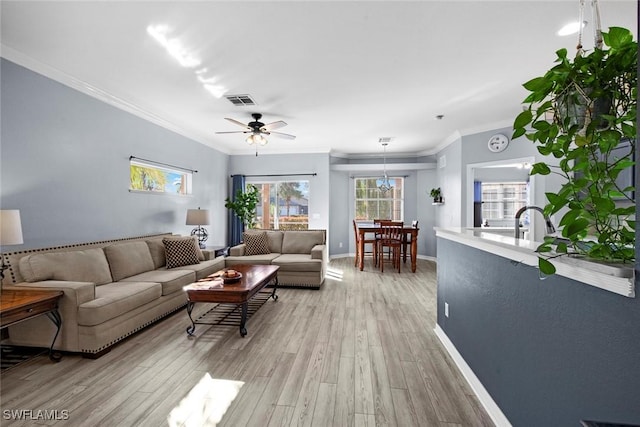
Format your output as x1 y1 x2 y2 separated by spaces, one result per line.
430 187 443 204
225 184 260 229
512 27 636 274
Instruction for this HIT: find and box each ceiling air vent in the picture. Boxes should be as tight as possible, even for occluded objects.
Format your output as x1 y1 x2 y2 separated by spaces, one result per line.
225 94 257 106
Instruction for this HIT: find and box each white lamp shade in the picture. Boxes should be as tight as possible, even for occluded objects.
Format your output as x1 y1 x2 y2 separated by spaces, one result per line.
186 209 210 226
0 210 24 246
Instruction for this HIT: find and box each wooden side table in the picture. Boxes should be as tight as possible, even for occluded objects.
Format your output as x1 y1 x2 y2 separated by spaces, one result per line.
0 289 64 362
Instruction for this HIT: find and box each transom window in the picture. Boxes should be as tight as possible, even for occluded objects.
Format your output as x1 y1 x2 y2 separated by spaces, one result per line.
129 159 192 195
249 181 309 230
354 177 404 221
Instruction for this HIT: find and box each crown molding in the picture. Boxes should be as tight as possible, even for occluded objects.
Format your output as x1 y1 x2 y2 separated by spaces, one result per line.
417 130 462 156
330 162 436 172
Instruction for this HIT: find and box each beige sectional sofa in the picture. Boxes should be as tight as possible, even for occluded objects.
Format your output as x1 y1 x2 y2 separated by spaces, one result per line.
1 233 225 357
225 229 327 289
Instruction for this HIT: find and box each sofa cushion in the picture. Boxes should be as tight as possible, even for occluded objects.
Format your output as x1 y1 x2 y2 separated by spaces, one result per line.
281 230 326 254
146 238 167 269
243 231 270 255
272 254 323 272
172 257 226 280
18 248 113 285
225 253 281 266
104 241 155 282
265 230 284 253
163 237 200 269
120 269 194 296
77 282 161 326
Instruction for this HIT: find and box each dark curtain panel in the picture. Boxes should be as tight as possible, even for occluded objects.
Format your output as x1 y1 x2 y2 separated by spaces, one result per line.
228 175 245 247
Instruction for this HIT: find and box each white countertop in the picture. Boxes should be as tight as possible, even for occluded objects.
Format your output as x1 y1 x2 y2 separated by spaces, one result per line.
435 227 635 298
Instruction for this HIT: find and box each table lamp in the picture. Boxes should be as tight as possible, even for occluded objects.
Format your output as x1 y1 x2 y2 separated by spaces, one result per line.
0 209 24 281
186 207 210 248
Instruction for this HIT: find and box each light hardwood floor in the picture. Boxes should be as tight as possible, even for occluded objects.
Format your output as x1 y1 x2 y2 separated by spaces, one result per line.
0 258 494 426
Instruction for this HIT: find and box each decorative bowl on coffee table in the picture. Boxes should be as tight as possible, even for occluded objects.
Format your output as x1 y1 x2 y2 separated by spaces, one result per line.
222 272 242 284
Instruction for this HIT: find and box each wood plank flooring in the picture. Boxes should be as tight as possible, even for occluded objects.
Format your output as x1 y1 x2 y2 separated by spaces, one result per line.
0 258 494 426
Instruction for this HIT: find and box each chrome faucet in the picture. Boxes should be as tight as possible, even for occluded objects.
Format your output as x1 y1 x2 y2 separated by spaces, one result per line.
514 206 556 240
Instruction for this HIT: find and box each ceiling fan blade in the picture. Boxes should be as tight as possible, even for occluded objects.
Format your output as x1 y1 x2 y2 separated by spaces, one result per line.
261 120 288 131
215 131 249 135
224 118 250 129
270 131 296 140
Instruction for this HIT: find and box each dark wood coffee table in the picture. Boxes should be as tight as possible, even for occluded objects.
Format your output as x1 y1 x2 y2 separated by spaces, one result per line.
0 289 64 361
184 264 279 337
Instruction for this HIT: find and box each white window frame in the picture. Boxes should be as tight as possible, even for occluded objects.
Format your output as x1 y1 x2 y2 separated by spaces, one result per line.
247 179 310 230
354 176 404 221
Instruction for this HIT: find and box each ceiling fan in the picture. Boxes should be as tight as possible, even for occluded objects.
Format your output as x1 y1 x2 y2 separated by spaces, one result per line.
216 113 296 146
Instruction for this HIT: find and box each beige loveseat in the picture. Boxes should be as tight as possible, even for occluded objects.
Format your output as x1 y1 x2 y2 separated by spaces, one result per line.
1 233 225 357
225 229 327 289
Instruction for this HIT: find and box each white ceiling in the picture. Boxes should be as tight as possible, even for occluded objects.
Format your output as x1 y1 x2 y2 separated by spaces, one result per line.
1 1 637 157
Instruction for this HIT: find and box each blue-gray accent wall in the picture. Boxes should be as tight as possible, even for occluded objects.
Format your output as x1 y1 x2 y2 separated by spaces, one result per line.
1 59 229 249
436 238 640 426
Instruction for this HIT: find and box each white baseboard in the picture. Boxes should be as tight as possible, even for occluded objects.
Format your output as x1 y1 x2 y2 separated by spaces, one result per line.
434 325 512 427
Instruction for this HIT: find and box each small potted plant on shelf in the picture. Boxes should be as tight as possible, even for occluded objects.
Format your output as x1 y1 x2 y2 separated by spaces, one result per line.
430 188 443 204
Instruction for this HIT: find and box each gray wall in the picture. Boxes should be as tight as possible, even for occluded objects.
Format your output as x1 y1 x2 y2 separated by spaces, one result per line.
435 136 463 228
437 238 640 426
0 59 229 249
416 167 438 257
329 169 350 256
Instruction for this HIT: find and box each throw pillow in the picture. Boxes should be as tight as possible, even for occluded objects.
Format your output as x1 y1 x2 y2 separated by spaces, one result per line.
163 237 201 269
243 231 270 256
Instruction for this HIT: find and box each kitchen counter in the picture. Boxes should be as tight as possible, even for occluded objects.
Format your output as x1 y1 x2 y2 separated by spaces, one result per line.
436 227 635 298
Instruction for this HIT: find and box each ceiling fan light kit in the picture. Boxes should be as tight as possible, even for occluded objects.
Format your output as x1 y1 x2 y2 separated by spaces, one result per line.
246 133 267 146
216 113 296 153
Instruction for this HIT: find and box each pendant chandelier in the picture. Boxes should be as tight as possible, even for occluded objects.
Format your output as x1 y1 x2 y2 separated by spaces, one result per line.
378 142 392 193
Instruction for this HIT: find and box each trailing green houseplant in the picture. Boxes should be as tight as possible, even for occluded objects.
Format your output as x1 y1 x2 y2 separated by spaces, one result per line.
225 184 260 229
512 27 636 274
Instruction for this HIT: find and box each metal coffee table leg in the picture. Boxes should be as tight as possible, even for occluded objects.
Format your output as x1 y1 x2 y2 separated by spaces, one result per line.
270 277 279 301
186 302 197 335
45 309 62 362
239 302 248 337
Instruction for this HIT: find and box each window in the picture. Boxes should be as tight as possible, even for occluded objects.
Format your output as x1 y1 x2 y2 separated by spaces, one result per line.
249 181 309 230
481 182 527 220
354 177 404 221
130 159 192 195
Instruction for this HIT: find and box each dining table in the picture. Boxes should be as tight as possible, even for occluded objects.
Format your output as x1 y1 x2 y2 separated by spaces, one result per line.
355 221 419 272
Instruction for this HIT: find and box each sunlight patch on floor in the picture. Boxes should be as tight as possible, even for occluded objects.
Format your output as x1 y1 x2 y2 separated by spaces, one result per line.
326 266 344 281
167 373 243 427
